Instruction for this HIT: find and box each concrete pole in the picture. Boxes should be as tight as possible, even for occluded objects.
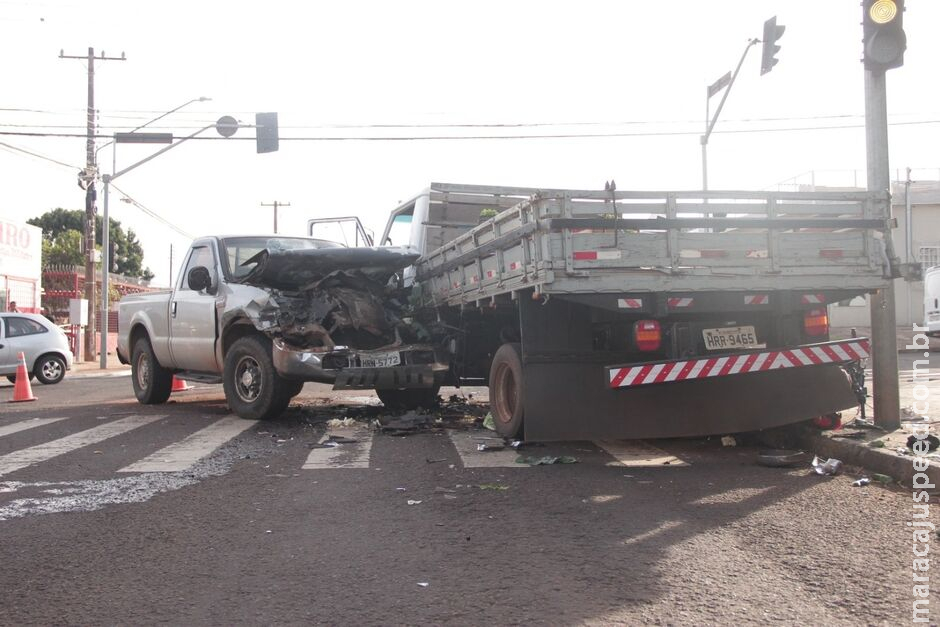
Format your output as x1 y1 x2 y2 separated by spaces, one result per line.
865 70 901 430
84 48 97 362
100 174 110 369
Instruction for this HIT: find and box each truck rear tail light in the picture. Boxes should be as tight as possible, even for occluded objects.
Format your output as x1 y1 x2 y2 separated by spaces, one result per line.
803 308 829 337
634 320 662 352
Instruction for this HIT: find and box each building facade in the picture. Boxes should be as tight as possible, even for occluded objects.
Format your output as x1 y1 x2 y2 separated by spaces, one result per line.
0 218 42 312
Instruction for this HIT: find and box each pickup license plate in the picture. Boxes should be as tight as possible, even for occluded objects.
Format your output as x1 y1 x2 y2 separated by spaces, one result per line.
702 326 759 351
360 351 401 368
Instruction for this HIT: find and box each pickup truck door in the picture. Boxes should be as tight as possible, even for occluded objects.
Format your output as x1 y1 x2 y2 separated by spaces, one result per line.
169 243 221 373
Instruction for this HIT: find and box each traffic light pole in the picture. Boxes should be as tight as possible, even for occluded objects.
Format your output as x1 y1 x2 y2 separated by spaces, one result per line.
864 69 901 430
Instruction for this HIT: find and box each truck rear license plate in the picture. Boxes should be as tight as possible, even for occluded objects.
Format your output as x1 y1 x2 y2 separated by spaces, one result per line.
702 326 758 350
360 351 401 368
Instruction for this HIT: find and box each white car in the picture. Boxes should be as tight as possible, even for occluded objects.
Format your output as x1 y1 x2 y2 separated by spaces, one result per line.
0 312 74 384
926 266 940 337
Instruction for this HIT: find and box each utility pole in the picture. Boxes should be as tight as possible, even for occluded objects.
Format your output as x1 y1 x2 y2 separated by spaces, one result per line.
261 201 290 234
60 47 125 361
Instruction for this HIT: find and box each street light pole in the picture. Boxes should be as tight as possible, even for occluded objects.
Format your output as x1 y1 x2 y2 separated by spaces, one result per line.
701 39 758 192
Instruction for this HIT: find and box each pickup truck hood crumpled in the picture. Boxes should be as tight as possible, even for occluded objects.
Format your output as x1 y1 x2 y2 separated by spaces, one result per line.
234 246 420 291
232 245 424 351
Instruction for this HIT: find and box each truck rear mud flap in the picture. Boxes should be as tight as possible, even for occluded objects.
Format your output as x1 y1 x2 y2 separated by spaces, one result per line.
521 339 868 442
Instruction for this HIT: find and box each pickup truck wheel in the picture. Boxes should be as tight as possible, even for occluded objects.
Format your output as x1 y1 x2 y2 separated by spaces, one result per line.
223 335 291 420
132 337 173 404
376 387 441 410
489 342 524 438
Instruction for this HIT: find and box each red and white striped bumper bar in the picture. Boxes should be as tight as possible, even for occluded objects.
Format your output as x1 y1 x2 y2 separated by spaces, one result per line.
607 338 870 389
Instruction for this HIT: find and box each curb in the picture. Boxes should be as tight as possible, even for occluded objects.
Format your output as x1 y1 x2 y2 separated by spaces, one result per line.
797 429 940 487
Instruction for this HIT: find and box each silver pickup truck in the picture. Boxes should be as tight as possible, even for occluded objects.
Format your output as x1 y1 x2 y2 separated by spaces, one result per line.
117 235 448 420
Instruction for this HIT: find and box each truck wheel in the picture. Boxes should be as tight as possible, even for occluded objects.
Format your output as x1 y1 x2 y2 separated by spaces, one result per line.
132 337 173 404
489 343 524 438
376 387 441 410
223 335 291 420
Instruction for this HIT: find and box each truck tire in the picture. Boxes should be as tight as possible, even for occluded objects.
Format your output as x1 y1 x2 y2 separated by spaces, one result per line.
376 387 441 410
131 337 173 404
223 335 291 420
489 342 524 438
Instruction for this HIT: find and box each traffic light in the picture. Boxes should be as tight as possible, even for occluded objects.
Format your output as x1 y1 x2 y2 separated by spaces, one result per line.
256 112 279 154
863 0 906 72
760 16 785 75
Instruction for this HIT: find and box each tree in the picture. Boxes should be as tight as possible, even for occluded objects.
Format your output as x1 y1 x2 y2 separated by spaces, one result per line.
28 209 154 280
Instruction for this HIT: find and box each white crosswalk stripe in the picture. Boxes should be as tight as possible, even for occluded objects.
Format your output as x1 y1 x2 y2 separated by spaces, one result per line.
303 425 374 469
0 415 165 477
0 414 691 477
0 417 68 439
118 416 257 473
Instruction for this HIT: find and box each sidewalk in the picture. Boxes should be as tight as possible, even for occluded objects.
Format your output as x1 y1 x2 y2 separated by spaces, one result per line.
830 325 940 352
70 353 130 377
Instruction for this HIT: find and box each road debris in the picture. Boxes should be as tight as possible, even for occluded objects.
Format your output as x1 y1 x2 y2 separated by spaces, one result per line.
406 499 423 505
515 455 579 466
868 439 886 448
756 449 806 468
908 434 940 452
326 417 358 428
378 411 435 436
871 473 893 484
326 435 358 444
811 456 843 476
721 436 737 447
482 413 496 431
478 484 509 491
477 442 506 452
852 477 871 487
417 582 429 588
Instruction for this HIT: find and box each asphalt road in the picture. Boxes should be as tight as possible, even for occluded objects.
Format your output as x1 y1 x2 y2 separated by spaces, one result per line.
0 369 934 625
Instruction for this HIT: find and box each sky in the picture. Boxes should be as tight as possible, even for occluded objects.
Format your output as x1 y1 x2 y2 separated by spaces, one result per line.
1 0 938 287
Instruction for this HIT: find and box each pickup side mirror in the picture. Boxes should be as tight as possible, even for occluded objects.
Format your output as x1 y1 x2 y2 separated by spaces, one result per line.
187 266 213 293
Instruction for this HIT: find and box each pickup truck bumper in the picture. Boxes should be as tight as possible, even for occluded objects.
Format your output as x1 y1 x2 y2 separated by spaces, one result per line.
272 339 449 389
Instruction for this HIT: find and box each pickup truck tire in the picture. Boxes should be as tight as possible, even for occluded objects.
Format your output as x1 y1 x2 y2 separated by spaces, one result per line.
489 342 524 438
375 387 441 411
223 335 291 420
132 337 173 404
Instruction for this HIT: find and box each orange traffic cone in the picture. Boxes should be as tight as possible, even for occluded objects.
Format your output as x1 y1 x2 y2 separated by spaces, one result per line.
171 376 193 392
10 351 36 403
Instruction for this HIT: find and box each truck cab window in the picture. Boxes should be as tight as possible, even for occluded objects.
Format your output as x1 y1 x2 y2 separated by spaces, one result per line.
180 245 215 291
386 213 413 246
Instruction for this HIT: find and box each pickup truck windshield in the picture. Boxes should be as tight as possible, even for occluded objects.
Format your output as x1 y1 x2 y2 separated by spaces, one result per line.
219 236 342 279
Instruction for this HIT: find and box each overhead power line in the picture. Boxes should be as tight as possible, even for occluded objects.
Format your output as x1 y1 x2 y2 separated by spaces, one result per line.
0 119 938 142
0 141 80 169
109 182 194 239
